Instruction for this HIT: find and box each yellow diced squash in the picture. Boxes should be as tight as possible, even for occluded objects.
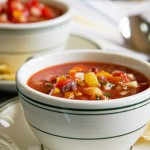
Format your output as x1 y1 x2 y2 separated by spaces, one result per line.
96 70 112 78
84 72 99 87
56 75 66 82
52 88 60 94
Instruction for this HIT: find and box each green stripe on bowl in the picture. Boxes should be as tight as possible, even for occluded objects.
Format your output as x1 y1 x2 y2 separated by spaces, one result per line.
18 89 150 115
28 121 146 140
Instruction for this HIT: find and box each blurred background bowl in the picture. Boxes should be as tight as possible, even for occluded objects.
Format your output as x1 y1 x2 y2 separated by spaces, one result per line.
16 50 150 150
0 0 72 72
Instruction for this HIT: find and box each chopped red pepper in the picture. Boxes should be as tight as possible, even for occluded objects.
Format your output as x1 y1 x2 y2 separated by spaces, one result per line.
112 71 130 82
42 6 55 19
56 78 73 89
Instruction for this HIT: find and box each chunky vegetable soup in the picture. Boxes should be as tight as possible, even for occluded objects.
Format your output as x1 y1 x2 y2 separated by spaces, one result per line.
0 0 63 23
27 62 150 100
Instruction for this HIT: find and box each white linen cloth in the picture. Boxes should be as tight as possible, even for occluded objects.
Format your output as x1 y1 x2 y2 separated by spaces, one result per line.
63 0 150 61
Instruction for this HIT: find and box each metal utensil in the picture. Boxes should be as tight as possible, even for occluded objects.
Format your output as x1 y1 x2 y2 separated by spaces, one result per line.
119 15 150 55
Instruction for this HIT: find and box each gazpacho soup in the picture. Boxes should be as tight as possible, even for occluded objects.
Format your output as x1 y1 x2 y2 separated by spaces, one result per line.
27 62 150 100
0 0 63 23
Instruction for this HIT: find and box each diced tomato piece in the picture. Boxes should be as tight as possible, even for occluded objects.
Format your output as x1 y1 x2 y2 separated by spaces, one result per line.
7 0 24 21
112 71 124 77
42 6 55 19
31 0 39 6
25 0 39 8
69 71 76 80
7 1 16 16
112 71 130 82
56 78 73 88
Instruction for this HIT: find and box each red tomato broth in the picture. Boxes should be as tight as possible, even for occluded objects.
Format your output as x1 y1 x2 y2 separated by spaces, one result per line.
27 62 150 100
0 0 64 23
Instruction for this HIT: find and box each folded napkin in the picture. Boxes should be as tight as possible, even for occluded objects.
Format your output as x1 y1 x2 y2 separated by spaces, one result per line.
64 0 150 61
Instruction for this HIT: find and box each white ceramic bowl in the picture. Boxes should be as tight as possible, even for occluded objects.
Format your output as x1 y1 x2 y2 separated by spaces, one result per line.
16 50 150 150
0 0 72 72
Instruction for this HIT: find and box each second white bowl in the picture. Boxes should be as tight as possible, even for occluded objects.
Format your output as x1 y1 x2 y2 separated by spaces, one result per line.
0 0 72 71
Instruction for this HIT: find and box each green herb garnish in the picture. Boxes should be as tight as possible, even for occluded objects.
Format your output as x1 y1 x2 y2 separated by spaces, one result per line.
99 81 107 85
46 83 53 88
96 95 99 100
103 92 110 97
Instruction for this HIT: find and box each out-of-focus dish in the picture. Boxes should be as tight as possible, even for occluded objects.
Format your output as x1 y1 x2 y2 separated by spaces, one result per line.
0 63 15 92
0 0 63 23
0 0 72 72
0 97 41 150
0 34 101 92
0 64 15 80
132 123 150 150
140 122 150 141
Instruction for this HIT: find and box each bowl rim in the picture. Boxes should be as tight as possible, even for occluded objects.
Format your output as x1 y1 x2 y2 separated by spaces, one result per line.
16 50 150 109
0 0 72 30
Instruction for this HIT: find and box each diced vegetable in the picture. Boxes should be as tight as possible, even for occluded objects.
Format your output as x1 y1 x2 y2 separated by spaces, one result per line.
120 91 129 96
127 74 136 80
84 72 99 87
83 87 102 96
56 75 66 82
124 81 138 88
52 88 60 95
42 6 55 19
115 85 123 91
96 70 112 78
75 72 84 80
64 92 74 99
75 92 82 97
56 78 72 88
30 6 41 17
112 70 129 82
